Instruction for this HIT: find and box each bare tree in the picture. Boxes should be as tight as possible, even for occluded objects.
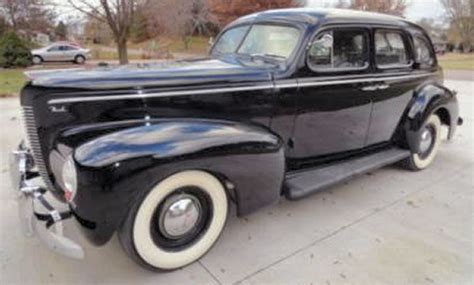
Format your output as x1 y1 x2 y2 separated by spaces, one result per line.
66 0 137 64
417 18 447 40
142 0 215 50
146 0 193 49
190 0 217 36
209 0 301 27
0 0 54 33
440 0 473 52
339 0 407 16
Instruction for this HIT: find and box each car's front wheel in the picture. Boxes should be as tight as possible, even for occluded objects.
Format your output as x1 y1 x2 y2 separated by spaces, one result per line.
32 55 43 65
118 170 228 271
403 114 442 170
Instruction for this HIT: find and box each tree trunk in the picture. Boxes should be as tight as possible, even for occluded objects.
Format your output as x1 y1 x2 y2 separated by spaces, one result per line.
183 36 189 50
117 38 129 65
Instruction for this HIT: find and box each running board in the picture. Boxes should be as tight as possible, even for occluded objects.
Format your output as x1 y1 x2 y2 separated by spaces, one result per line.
284 148 410 200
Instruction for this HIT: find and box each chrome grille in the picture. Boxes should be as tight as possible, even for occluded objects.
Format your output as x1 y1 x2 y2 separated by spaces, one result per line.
22 106 55 190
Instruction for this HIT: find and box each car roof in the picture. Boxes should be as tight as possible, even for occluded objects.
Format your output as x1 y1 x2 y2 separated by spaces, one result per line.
48 42 81 48
230 8 418 29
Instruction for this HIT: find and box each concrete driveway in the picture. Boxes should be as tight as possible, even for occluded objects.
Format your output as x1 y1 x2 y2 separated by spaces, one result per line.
0 80 472 285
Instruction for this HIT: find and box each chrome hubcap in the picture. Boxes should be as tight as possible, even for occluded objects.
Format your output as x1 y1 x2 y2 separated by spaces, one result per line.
419 127 433 154
159 194 201 239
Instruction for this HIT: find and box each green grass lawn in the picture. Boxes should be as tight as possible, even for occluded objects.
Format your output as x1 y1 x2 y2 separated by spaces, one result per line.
438 53 474 70
0 69 26 97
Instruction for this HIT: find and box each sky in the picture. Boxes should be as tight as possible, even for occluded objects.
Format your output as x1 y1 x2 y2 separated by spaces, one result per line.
306 0 446 22
56 0 447 24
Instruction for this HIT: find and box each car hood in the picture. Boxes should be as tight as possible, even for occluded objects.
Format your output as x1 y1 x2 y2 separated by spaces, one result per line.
26 57 278 89
31 48 46 54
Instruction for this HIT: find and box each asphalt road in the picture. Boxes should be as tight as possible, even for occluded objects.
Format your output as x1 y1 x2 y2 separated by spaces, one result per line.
0 79 472 285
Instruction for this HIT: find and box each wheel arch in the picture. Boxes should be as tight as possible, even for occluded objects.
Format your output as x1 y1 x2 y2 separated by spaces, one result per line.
32 54 43 61
399 82 459 153
435 106 450 127
74 54 86 62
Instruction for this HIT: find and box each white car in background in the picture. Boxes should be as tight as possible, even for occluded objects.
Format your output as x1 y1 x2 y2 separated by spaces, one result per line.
31 43 91 64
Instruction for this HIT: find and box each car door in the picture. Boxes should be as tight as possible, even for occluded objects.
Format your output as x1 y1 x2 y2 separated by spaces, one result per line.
290 27 373 159
58 45 71 61
364 28 427 145
44 45 62 61
63 45 79 61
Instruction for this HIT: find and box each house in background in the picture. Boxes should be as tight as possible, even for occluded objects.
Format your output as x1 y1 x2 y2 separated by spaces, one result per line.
17 29 51 46
432 37 448 54
32 32 50 46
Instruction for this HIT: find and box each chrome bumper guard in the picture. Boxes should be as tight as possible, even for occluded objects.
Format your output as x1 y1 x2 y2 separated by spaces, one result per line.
9 142 84 259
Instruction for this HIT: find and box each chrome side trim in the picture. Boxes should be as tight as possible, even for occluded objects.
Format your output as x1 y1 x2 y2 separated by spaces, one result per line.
297 72 434 88
47 72 436 105
48 84 274 104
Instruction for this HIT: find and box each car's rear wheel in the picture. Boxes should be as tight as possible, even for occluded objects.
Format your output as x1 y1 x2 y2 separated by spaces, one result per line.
74 55 86 64
32 55 43 65
403 114 442 171
118 170 228 271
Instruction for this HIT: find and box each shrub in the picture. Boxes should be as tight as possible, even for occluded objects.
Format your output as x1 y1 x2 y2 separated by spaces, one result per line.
0 32 32 68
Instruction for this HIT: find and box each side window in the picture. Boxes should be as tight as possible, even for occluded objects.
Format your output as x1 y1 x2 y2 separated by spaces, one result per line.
64 46 78 51
375 30 411 68
47 46 60 52
307 29 369 72
414 36 435 68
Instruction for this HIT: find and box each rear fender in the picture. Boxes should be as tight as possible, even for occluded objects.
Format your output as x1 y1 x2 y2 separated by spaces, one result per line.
403 83 459 153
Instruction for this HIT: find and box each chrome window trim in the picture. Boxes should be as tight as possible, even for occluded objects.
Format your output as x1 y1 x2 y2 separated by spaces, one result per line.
48 72 436 105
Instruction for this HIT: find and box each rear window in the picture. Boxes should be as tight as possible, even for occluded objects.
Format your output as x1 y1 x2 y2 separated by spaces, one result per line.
414 36 435 68
375 30 411 68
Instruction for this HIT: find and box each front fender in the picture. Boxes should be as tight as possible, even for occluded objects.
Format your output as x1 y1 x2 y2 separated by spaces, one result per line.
68 119 285 245
74 119 281 167
404 83 459 153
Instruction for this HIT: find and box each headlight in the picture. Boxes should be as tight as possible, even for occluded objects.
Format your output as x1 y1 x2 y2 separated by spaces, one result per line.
62 155 77 202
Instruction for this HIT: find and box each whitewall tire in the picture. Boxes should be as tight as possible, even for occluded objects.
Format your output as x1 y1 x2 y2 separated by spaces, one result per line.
119 170 228 271
403 114 442 170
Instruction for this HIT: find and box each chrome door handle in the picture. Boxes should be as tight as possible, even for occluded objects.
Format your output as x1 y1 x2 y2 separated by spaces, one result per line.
377 84 390 90
361 85 378 91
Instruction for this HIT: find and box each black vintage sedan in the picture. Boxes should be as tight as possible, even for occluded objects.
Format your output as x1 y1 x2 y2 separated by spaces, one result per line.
10 8 461 271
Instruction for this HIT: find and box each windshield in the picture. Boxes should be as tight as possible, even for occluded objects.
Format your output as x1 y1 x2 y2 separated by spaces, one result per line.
211 24 301 60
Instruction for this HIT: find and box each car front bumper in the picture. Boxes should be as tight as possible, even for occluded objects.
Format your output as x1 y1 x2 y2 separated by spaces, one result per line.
9 142 84 259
